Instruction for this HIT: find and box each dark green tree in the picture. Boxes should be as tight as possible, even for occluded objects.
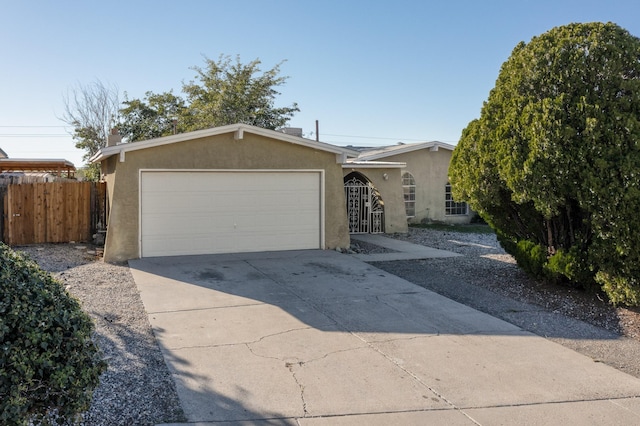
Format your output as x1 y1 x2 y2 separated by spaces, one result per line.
180 55 299 131
118 55 299 142
118 91 186 142
449 22 640 305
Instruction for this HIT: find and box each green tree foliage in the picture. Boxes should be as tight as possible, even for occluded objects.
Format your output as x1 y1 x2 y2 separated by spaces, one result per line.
449 22 640 305
0 244 105 424
119 55 299 142
118 90 187 142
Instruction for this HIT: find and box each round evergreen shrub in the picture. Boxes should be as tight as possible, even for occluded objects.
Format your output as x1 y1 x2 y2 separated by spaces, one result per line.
450 22 640 305
0 243 106 425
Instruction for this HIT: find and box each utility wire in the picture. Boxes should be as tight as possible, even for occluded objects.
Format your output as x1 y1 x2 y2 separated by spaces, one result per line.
322 133 425 142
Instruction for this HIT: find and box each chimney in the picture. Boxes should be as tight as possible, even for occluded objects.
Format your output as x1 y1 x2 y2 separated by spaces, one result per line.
107 128 122 147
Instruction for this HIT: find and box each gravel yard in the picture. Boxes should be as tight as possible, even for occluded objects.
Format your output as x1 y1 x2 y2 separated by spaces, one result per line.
14 226 640 424
16 245 185 426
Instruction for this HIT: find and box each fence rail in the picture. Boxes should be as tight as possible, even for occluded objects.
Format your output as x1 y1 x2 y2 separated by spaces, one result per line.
1 181 106 246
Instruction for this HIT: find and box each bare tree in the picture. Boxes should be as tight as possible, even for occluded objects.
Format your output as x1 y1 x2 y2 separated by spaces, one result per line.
60 80 120 163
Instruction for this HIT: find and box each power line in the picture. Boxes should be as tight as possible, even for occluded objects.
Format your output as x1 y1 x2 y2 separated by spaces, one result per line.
321 133 458 144
0 125 68 128
322 133 426 142
0 135 70 137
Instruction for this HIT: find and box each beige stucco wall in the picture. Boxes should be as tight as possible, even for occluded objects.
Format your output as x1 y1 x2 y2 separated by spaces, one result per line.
342 167 408 234
381 149 472 225
101 132 350 262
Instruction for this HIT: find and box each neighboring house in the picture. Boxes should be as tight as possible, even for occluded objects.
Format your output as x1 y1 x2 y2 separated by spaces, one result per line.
0 156 76 179
91 123 360 262
0 148 76 183
349 141 472 225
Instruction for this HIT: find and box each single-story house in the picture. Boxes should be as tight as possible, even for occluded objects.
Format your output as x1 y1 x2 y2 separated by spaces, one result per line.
348 141 472 225
91 124 467 262
91 124 364 262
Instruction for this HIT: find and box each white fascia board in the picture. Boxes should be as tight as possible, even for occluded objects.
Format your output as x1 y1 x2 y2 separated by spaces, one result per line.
357 141 456 161
343 161 406 169
91 123 359 163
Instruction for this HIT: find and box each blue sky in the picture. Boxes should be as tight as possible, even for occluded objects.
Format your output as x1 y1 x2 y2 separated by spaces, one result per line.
2 0 640 167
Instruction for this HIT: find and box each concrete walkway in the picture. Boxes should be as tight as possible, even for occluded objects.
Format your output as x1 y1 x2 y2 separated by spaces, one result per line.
129 248 640 425
350 233 462 261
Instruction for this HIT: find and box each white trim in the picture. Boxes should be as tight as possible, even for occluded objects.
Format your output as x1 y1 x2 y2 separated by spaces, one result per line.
356 141 455 161
138 168 326 258
92 123 359 163
343 161 406 169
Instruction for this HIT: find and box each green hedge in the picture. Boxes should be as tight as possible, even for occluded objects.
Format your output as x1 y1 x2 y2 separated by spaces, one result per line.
0 243 106 425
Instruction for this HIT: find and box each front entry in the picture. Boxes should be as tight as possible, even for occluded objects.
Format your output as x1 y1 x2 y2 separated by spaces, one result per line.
344 172 385 234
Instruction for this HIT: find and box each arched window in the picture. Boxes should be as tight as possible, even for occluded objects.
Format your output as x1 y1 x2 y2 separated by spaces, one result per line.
402 172 416 218
445 182 468 215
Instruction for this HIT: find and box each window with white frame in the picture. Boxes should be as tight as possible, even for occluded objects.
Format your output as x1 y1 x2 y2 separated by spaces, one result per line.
445 183 468 215
402 172 416 218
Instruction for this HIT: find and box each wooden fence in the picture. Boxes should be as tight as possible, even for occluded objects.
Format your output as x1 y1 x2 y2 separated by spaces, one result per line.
1 181 106 246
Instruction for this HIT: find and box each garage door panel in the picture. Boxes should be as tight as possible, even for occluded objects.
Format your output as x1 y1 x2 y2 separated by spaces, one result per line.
140 171 322 257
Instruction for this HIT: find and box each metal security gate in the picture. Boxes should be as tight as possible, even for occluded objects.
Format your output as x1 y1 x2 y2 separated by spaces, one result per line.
344 173 384 234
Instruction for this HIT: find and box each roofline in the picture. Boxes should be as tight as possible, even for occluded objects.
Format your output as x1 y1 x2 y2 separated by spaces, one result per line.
343 161 406 169
356 141 456 161
90 123 360 163
0 158 75 167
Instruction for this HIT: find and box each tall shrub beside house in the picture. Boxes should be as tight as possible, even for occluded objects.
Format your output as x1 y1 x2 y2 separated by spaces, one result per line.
449 22 640 305
0 243 105 424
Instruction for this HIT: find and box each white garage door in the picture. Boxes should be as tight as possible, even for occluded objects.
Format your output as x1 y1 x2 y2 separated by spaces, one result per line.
140 170 323 257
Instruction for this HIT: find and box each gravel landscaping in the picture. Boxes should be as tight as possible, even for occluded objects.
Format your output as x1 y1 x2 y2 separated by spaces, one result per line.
14 226 640 423
16 245 185 426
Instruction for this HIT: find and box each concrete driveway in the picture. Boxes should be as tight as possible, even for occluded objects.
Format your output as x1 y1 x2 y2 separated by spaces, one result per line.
129 249 640 425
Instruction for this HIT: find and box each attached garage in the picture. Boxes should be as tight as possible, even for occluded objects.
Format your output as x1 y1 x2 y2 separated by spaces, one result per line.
91 124 356 262
140 170 324 257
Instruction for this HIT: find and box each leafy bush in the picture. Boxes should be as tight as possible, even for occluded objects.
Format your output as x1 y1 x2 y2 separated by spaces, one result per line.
450 22 640 305
0 243 105 425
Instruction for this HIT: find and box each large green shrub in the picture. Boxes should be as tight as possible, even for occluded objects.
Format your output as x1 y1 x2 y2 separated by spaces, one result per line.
0 243 106 425
450 22 640 305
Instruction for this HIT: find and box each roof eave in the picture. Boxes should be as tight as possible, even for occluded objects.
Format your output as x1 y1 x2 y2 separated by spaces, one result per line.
91 123 360 163
343 160 407 169
357 141 456 161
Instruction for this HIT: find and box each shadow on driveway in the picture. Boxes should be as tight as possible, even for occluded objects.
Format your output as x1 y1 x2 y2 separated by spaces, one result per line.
129 250 640 425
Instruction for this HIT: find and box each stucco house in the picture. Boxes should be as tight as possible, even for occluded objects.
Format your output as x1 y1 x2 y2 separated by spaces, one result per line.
91 124 366 262
349 141 472 225
91 124 465 262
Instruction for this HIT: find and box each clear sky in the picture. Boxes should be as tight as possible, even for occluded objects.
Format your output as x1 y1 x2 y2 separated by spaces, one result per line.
2 0 640 167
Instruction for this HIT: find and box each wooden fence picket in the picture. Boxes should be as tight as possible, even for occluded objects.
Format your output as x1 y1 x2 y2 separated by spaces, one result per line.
1 181 106 245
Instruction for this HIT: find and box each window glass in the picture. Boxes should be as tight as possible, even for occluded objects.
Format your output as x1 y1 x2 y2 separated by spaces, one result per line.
445 183 468 215
402 172 416 217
